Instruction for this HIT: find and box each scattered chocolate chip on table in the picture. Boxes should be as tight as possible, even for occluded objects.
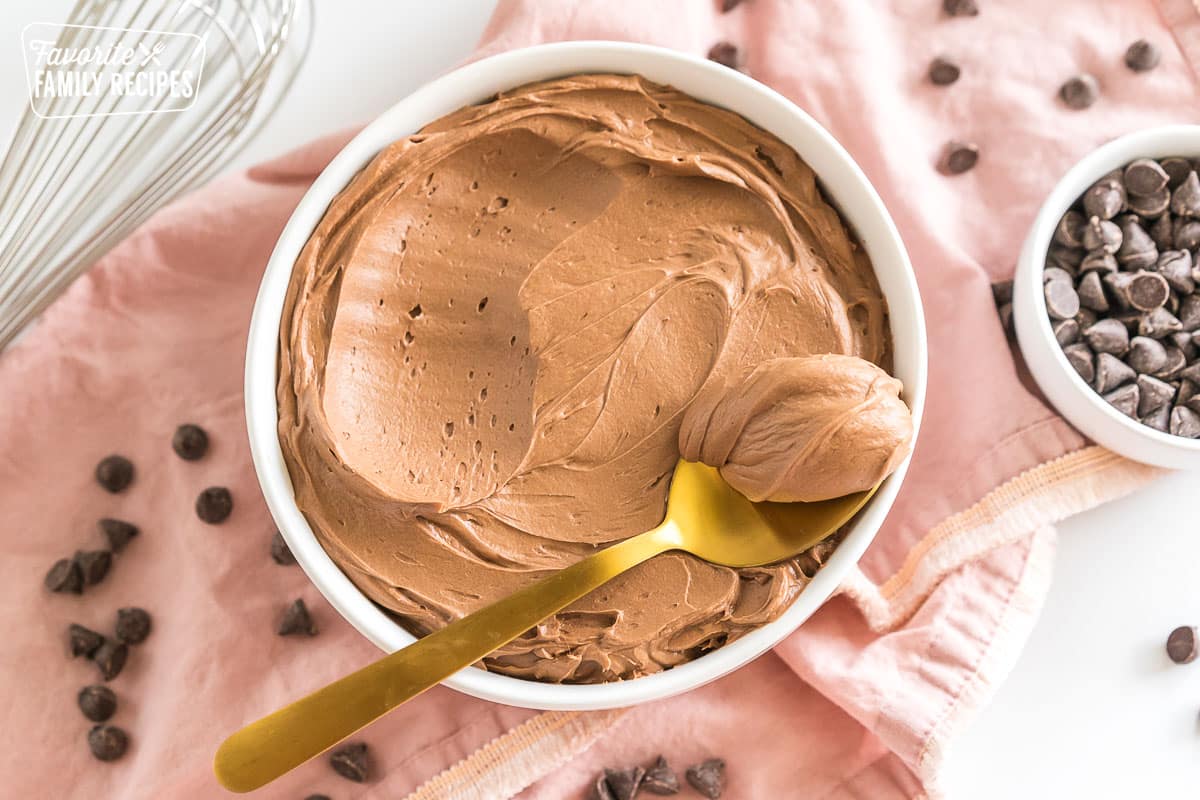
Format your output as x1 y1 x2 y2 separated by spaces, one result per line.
1059 74 1099 110
599 766 645 800
45 558 83 594
68 624 105 659
329 741 371 782
99 518 138 552
938 140 978 175
942 0 978 17
642 756 681 795
74 549 112 586
720 0 745 12
115 607 152 645
1125 39 1161 72
707 41 739 70
195 486 233 524
78 685 117 723
87 724 128 762
270 530 297 565
928 56 961 86
93 639 128 681
95 455 134 493
277 598 318 637
171 423 209 461
1166 625 1198 664
304 795 331 800
686 759 726 799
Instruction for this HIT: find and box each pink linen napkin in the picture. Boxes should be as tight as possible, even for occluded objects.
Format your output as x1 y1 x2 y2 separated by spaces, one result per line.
2 0 1197 797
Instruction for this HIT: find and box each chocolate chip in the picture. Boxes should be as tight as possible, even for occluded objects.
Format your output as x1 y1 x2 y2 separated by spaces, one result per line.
78 685 116 722
1116 221 1158 270
1171 331 1197 360
1103 383 1140 418
1155 250 1195 295
1179 295 1200 332
1076 271 1109 312
1128 336 1169 374
685 759 726 799
1048 244 1085 274
1079 249 1117 275
74 549 111 586
643 756 681 795
1136 374 1176 416
720 0 745 11
1125 158 1170 196
68 624 105 658
305 796 331 800
115 608 151 645
195 486 233 524
45 558 83 594
1082 217 1122 253
1154 346 1187 379
329 742 370 782
1125 39 1161 72
98 518 138 552
87 724 128 761
278 598 317 636
707 41 739 69
270 530 296 565
1083 318 1129 355
93 640 128 681
171 424 209 460
1044 267 1074 287
943 0 978 16
1083 179 1124 220
1128 271 1170 312
1150 213 1174 249
95 455 134 494
928 57 960 85
1044 279 1080 320
1075 307 1100 330
937 140 978 175
1182 362 1200 385
603 767 646 800
1127 187 1169 218
1162 158 1193 188
1140 307 1183 338
1167 625 1198 663
1094 352 1136 392
1174 219 1200 250
1059 74 1099 110
1171 171 1200 218
1142 403 1172 432
1171 405 1200 437
1053 318 1080 346
1064 343 1095 383
1054 210 1086 249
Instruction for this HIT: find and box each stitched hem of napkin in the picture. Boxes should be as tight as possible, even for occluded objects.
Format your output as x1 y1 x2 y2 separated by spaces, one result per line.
1160 0 1200 80
838 447 1163 631
400 447 1156 800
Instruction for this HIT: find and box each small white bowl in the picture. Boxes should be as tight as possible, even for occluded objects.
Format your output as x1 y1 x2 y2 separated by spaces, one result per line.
245 41 928 711
1015 125 1200 469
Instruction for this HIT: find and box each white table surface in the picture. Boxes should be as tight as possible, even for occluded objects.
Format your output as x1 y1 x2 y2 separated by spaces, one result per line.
4 1 1199 796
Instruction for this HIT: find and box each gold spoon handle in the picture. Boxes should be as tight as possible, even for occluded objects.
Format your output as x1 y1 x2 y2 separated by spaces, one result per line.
213 521 680 793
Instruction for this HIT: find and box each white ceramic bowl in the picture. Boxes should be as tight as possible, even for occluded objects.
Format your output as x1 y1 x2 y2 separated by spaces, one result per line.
1015 125 1200 469
245 41 928 710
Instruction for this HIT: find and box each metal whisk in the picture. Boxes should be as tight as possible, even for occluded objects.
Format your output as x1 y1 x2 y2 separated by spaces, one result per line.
0 0 313 348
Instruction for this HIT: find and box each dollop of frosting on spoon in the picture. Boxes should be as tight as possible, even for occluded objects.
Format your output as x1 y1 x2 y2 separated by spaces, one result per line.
679 354 913 502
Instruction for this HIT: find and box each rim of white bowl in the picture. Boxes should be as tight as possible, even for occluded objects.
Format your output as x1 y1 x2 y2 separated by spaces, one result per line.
245 41 928 711
1015 125 1200 467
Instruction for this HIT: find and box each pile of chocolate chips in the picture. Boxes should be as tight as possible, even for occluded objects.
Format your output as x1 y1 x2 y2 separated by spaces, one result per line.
592 755 725 799
1044 159 1200 437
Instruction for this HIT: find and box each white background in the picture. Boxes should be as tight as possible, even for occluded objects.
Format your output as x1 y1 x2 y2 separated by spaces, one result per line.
3 1 1200 796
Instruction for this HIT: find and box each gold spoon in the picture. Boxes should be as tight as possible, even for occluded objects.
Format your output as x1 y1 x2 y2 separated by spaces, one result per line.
214 460 876 792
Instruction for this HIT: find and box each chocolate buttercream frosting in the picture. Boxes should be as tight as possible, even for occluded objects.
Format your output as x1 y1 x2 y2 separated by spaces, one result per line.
278 74 909 683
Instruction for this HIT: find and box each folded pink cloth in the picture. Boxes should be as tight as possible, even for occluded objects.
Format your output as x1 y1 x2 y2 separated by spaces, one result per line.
3 0 1198 797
